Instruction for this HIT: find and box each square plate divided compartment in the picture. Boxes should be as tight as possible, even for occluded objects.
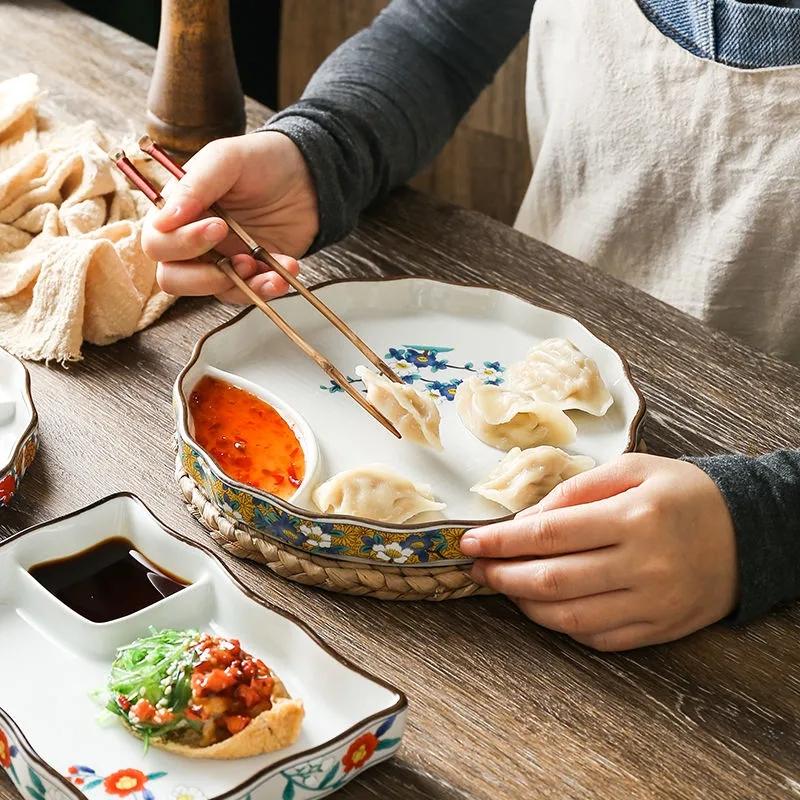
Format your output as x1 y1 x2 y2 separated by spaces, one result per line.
0 494 406 800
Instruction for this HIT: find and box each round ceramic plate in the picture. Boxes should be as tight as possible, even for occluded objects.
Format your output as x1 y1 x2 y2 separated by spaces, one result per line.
174 278 645 567
0 347 38 506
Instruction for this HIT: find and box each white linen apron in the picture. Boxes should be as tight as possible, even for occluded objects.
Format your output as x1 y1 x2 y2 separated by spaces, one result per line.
515 0 800 363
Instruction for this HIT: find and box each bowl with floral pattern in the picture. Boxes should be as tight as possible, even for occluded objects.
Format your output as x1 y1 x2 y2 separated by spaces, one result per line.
0 347 38 508
174 277 645 568
0 493 407 800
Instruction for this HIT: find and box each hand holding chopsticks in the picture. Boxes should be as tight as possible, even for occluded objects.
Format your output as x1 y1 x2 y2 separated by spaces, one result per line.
111 144 402 439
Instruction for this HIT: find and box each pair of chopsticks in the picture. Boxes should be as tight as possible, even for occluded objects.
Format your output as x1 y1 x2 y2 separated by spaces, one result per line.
111 137 403 439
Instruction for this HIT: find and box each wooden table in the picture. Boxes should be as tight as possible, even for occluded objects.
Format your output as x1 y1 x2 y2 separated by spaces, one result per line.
2 3 800 799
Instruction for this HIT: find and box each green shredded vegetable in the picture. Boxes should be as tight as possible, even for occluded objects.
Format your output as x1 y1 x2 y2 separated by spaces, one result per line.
104 628 201 750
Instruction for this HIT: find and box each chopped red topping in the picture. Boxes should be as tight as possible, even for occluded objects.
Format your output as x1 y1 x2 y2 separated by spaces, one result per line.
185 634 275 743
130 699 156 722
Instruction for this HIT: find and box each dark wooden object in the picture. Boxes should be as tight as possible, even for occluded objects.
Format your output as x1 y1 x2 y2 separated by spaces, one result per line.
146 0 245 153
2 3 800 800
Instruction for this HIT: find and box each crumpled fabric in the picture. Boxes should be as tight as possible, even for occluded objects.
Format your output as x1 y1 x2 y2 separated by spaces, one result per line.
0 73 174 362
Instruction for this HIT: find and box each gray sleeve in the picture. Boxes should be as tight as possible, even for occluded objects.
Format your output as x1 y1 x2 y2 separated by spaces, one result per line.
262 0 534 252
689 451 800 623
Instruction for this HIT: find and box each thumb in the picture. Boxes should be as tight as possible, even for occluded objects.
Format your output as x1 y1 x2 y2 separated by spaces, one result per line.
518 454 648 517
151 138 242 232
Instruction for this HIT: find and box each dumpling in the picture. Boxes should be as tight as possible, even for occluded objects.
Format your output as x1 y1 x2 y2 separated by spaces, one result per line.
471 446 595 512
356 366 442 450
505 338 613 416
312 464 446 523
454 377 576 450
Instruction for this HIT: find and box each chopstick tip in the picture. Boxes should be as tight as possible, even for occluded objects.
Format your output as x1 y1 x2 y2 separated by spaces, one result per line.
138 134 154 152
109 149 126 163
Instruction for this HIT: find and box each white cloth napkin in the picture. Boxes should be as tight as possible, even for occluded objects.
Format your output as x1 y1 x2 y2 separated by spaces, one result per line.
0 73 174 362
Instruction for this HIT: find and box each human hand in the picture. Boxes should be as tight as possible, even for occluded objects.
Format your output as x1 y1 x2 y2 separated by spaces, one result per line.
460 454 738 651
142 131 319 304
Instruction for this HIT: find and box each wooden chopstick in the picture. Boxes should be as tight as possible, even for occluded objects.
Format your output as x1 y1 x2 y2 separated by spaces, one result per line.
138 135 402 385
111 150 401 439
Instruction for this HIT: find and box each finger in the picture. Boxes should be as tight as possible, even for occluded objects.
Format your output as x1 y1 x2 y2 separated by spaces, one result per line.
459 501 621 558
143 216 228 263
151 139 242 232
572 622 664 652
471 549 627 601
524 454 650 517
157 254 261 297
217 273 289 305
216 253 300 304
513 590 647 637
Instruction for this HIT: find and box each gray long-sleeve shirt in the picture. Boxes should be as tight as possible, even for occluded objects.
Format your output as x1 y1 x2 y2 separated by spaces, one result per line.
264 0 800 623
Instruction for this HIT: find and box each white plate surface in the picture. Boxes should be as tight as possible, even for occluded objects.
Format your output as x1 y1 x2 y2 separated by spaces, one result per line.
178 279 644 523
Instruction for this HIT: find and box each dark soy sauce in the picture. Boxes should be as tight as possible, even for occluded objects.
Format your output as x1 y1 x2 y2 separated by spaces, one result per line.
29 537 189 623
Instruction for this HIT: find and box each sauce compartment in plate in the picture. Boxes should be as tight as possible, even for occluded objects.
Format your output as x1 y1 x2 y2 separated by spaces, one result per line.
8 493 214 657
28 536 189 623
181 366 320 507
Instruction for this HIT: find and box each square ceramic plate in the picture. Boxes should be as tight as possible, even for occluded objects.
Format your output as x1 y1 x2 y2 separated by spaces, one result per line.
0 348 38 506
0 494 407 800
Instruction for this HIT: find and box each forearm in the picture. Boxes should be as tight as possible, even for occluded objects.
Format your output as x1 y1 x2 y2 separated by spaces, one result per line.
691 450 800 622
263 0 534 251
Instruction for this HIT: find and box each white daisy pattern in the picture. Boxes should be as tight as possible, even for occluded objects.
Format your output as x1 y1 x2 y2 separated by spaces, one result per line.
389 358 418 379
372 542 414 564
299 522 332 549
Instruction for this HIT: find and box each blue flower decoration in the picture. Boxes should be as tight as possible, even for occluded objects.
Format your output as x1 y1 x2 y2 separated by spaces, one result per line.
405 348 449 371
427 379 462 401
386 347 408 361
400 531 449 562
221 491 244 514
251 506 304 546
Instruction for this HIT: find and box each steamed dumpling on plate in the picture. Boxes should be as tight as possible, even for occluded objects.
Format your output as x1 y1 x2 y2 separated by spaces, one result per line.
454 377 576 451
471 446 595 512
356 366 442 450
312 464 446 523
505 338 613 416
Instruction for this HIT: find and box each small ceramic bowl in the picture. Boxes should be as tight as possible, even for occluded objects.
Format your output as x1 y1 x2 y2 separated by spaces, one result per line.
0 348 38 507
181 365 321 509
0 493 406 800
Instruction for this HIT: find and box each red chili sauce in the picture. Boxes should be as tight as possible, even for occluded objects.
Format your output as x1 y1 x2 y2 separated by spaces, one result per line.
189 376 305 498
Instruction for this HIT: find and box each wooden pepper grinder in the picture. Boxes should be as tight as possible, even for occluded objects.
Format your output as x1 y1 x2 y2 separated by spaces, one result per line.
146 0 246 154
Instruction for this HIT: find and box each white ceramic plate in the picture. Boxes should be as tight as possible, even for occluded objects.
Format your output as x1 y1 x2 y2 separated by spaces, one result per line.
0 494 407 800
176 278 645 524
0 347 38 506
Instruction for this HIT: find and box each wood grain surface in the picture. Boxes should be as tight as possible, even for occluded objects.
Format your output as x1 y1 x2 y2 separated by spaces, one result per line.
2 3 800 800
